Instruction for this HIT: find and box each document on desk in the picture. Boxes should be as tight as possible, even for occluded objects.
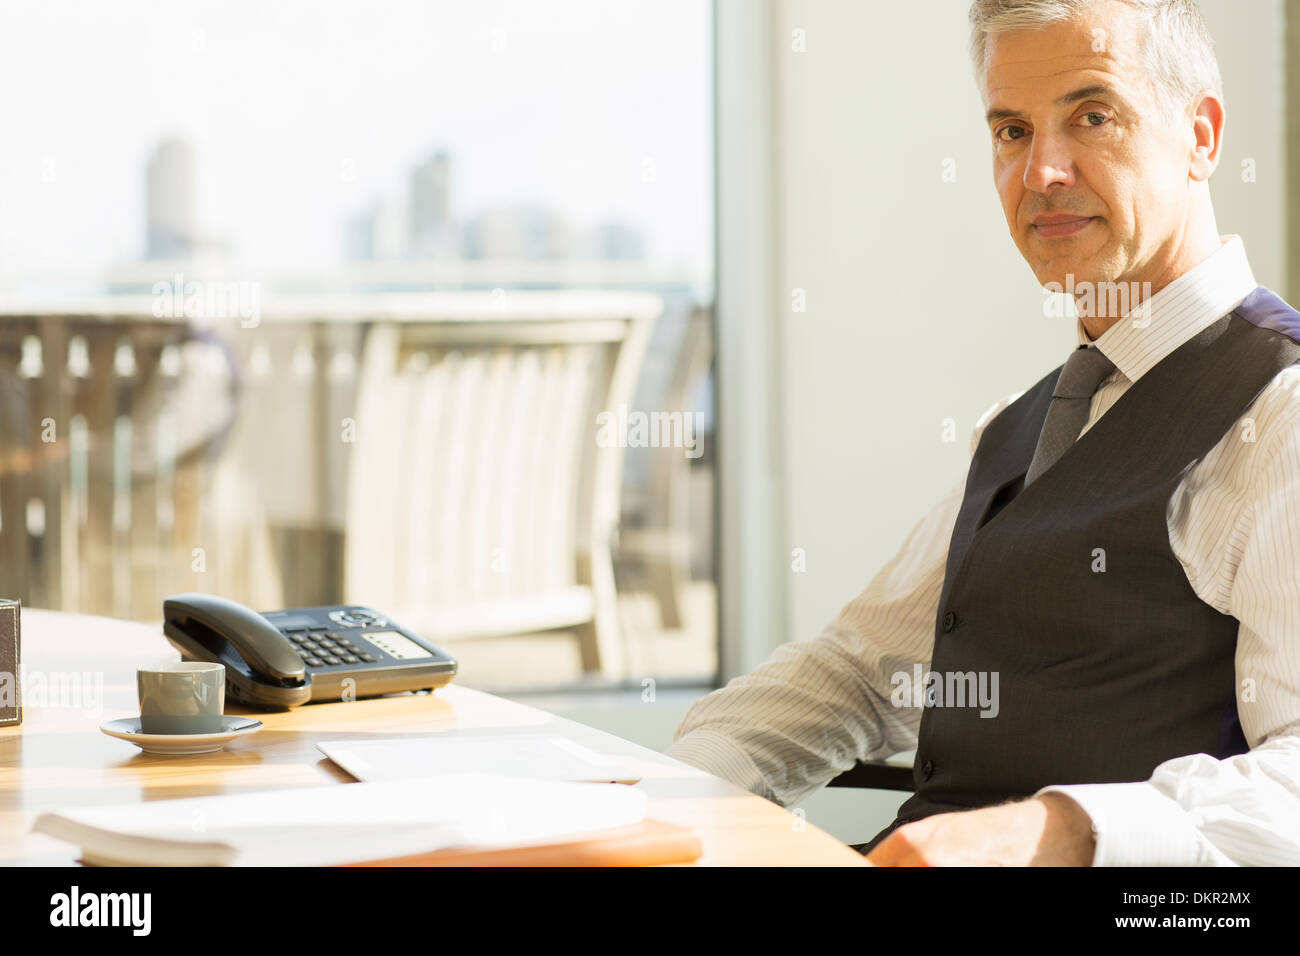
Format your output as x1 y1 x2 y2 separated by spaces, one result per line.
317 733 643 785
32 772 648 867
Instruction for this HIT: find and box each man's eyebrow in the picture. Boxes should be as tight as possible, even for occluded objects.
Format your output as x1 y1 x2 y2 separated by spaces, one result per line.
985 84 1120 125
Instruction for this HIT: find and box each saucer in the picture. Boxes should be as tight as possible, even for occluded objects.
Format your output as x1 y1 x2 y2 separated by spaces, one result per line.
100 715 264 755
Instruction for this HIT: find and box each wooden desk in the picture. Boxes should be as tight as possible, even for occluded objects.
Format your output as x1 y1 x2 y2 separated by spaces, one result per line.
0 609 865 866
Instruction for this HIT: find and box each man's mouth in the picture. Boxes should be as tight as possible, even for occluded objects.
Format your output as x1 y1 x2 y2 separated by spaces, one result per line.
1030 215 1096 239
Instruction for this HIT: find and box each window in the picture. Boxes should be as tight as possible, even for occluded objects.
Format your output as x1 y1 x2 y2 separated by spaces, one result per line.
0 0 716 691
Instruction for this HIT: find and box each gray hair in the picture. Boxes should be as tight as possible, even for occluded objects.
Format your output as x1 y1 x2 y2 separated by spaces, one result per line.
969 0 1223 120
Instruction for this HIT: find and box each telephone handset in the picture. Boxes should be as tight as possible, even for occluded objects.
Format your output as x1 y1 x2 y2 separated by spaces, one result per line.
163 593 457 709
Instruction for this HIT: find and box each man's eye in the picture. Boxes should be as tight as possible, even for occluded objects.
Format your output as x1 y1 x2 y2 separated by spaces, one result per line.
1080 112 1110 127
996 125 1027 142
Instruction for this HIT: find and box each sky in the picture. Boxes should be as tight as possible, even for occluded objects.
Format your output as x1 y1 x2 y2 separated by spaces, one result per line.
0 0 714 279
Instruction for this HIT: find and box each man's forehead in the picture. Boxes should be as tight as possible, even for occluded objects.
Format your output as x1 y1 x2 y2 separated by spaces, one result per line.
984 60 1132 108
982 19 1144 107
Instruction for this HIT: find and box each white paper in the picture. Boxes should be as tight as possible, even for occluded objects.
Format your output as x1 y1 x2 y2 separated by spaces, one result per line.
33 772 647 866
318 733 642 785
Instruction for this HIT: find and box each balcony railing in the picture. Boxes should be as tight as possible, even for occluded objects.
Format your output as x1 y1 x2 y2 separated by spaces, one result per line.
0 291 661 678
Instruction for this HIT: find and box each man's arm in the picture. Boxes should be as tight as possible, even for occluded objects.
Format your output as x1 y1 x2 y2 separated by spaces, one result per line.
665 394 1022 807
665 478 957 806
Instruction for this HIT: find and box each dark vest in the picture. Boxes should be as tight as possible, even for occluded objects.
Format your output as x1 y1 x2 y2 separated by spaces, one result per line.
867 286 1300 848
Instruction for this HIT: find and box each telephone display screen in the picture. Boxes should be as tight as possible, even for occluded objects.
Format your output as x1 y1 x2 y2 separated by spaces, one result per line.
364 630 434 659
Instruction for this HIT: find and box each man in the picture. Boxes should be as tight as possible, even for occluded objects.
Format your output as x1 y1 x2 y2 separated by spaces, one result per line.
665 0 1300 866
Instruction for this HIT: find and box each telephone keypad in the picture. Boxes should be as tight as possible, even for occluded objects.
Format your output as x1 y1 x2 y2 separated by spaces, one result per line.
255 605 450 688
280 625 396 672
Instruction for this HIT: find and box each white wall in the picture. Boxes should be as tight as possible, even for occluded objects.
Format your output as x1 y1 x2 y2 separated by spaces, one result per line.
770 0 1288 652
1198 0 1288 292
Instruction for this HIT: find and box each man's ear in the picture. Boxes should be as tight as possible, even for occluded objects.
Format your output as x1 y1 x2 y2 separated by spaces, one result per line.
1188 90 1224 182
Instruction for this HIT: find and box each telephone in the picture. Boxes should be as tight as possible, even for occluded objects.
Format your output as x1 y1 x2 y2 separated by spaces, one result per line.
162 593 457 709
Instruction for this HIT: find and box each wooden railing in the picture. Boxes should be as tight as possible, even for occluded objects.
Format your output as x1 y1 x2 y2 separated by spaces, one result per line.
0 291 659 677
0 316 283 619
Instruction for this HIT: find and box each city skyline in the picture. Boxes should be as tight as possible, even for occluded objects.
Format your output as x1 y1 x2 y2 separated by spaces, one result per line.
0 0 714 283
343 146 649 263
144 136 651 268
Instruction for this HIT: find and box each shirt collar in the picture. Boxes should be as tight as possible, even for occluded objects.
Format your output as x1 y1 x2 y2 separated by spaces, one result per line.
1078 235 1257 385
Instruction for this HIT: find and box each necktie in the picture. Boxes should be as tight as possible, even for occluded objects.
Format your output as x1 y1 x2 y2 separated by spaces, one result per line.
1024 344 1116 486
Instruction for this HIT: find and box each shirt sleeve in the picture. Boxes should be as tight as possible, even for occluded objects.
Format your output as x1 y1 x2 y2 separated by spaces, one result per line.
664 392 1022 807
1039 373 1300 865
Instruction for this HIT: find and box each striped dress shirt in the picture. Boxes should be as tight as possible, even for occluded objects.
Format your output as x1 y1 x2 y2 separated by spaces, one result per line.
665 234 1300 866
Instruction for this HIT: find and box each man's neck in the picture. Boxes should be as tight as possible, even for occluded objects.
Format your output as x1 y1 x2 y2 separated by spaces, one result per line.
1077 228 1225 340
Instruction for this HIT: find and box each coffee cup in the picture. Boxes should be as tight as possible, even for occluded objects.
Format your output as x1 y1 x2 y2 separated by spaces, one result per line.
137 662 225 735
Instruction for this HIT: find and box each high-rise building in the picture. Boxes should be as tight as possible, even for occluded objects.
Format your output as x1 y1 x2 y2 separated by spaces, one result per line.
145 138 198 260
462 204 571 260
344 197 405 261
582 220 647 261
408 150 453 258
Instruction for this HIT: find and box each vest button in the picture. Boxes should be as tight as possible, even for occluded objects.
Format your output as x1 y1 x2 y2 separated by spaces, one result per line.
921 759 934 781
942 611 956 632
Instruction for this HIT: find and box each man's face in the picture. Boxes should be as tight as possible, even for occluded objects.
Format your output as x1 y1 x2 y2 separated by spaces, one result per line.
981 0 1198 292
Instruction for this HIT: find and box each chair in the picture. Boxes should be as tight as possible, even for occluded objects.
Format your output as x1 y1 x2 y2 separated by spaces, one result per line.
825 759 916 791
342 291 660 679
614 304 713 628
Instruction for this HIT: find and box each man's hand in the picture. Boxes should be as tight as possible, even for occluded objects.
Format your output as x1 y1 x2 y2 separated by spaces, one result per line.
866 793 1096 866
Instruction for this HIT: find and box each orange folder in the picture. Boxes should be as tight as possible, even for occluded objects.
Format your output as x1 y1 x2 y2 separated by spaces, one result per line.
338 818 703 867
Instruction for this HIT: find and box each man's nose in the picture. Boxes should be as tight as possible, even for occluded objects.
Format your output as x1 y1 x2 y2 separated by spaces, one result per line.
1022 130 1076 193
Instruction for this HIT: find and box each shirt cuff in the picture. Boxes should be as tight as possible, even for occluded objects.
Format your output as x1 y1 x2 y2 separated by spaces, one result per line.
664 729 772 800
1036 781 1206 866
